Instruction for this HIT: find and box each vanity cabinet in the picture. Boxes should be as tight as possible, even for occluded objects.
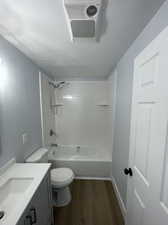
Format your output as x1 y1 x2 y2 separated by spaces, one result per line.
17 172 53 225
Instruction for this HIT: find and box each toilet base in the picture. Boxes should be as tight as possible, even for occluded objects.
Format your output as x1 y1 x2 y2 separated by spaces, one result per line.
52 186 71 207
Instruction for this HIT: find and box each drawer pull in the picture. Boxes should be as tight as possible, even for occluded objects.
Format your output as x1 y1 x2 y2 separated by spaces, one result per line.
25 215 33 225
30 208 37 224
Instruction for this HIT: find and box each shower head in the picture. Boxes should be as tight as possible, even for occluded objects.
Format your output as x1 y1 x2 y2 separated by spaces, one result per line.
49 81 69 89
57 81 66 88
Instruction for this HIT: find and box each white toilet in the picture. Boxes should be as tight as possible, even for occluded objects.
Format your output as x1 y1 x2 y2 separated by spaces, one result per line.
25 148 74 207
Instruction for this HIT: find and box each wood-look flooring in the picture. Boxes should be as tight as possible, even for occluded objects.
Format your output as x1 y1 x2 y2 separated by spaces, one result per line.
53 179 124 225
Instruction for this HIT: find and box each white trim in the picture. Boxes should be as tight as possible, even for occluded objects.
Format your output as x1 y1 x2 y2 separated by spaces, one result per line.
111 176 126 220
0 158 16 176
39 71 45 147
111 70 117 151
109 69 118 178
75 176 111 181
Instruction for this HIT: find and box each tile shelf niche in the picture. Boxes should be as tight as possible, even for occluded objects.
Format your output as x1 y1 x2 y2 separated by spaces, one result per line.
96 104 110 107
51 104 64 107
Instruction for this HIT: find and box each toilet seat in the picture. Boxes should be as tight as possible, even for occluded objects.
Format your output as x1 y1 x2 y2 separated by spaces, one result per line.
51 168 74 188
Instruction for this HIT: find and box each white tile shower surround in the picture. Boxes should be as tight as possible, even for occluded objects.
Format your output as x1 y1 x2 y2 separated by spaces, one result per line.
54 81 113 156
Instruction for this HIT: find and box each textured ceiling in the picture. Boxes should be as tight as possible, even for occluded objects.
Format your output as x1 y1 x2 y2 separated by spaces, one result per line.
0 0 166 79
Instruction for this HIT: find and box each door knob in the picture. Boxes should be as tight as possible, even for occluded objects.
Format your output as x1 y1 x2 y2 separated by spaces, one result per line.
124 168 133 177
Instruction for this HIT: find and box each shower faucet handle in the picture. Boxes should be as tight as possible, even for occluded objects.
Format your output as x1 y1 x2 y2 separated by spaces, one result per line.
49 129 56 137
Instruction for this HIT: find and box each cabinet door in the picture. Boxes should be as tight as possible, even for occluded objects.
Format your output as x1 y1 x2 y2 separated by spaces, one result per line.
17 172 53 225
16 216 25 225
17 211 32 225
30 174 52 225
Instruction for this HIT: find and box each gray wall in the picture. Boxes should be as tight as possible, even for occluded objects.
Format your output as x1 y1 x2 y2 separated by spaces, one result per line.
0 35 44 168
112 0 168 206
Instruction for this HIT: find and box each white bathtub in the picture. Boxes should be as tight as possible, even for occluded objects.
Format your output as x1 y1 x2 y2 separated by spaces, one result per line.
48 145 112 179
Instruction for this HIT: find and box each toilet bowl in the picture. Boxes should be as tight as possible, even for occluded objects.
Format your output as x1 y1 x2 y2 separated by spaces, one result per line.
51 168 74 206
25 148 74 207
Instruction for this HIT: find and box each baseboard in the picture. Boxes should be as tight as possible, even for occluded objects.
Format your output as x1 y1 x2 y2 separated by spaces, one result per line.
111 176 126 221
75 176 111 181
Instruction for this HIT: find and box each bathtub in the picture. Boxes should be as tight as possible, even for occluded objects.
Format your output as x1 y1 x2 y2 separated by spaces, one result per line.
48 145 112 179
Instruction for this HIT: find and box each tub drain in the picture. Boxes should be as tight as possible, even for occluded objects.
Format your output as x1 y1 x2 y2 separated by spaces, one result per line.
0 211 5 220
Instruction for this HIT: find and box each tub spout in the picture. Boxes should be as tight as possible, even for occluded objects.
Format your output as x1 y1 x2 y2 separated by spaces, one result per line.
76 146 81 153
51 143 58 147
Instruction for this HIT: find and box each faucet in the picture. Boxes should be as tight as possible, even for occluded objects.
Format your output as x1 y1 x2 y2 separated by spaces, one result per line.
0 211 5 220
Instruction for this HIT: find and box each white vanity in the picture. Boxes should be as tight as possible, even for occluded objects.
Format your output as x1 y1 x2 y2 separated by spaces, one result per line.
0 160 53 225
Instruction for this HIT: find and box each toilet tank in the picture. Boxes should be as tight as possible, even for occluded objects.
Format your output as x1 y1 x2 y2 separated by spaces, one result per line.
25 148 49 163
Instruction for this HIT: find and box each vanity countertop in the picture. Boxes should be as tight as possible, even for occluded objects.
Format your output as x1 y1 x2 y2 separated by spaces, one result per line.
0 162 51 225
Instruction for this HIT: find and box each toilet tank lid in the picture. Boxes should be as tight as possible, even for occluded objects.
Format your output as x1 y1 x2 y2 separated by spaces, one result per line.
25 148 48 163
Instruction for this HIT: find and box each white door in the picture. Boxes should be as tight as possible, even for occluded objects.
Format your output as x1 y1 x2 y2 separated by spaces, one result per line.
39 72 56 146
126 27 168 225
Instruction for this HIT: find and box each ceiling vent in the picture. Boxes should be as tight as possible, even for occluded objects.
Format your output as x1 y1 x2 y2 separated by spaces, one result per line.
64 0 102 41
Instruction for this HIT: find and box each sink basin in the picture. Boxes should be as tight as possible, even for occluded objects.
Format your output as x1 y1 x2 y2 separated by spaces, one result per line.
0 178 33 219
